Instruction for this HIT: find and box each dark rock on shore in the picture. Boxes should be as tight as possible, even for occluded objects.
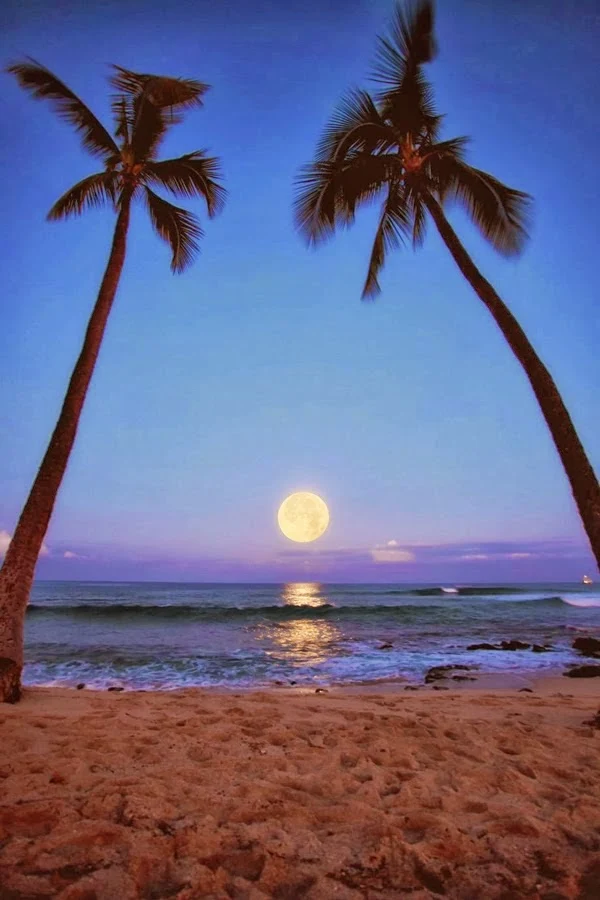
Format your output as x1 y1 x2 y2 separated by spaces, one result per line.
563 665 600 678
572 637 600 658
378 642 393 650
107 686 124 692
424 664 477 684
532 644 553 653
467 642 499 651
467 640 531 651
76 683 85 690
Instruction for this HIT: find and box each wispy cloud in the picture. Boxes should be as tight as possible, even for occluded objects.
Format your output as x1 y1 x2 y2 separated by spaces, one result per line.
371 540 416 564
63 550 88 560
0 529 49 558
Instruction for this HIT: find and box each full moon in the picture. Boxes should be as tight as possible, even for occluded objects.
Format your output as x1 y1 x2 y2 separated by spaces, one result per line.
277 492 330 543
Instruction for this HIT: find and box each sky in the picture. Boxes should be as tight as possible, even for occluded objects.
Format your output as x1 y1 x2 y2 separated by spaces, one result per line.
1 0 599 583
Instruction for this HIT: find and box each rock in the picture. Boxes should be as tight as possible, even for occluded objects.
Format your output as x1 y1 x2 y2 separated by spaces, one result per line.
76 683 85 690
315 688 328 694
572 637 600 657
378 642 393 650
107 686 124 692
424 664 476 683
467 642 500 651
432 685 449 690
532 644 553 653
452 675 477 681
518 688 534 692
467 640 531 651
564 665 600 678
404 685 420 691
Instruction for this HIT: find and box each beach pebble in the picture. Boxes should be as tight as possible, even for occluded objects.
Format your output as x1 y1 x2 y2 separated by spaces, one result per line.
76 683 85 690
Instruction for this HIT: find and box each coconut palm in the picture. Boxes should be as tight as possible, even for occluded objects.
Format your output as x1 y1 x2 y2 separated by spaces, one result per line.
295 0 600 570
0 61 225 702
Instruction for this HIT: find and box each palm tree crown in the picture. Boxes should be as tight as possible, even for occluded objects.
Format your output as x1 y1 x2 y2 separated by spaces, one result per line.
7 60 226 271
294 0 530 297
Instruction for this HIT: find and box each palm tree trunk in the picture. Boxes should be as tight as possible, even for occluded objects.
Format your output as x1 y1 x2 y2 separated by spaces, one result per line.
0 194 132 703
424 193 600 571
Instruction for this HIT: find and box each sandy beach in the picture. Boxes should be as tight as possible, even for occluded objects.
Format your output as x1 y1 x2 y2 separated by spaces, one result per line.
1 679 600 899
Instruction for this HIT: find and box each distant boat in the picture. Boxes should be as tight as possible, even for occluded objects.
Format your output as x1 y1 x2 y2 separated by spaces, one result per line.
582 575 593 585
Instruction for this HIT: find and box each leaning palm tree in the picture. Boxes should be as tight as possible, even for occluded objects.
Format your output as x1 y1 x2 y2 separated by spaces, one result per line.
295 0 600 570
0 61 225 702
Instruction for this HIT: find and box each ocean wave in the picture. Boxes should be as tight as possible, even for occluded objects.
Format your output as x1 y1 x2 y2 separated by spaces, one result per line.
25 595 581 622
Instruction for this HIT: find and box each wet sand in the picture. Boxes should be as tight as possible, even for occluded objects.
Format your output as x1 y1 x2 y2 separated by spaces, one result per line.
1 679 600 899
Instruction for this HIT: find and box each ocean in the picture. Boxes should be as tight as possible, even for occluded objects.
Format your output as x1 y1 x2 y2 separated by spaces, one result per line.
24 581 600 690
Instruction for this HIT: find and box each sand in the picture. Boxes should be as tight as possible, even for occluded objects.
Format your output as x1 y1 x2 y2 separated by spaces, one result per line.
1 679 600 899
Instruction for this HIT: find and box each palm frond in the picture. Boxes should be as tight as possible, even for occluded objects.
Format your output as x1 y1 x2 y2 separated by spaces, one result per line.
130 95 168 161
363 184 411 299
143 152 226 216
112 96 131 143
371 2 439 142
144 187 203 272
6 59 119 161
294 153 400 246
110 67 209 111
47 172 119 220
434 158 531 255
401 183 428 248
372 0 437 88
316 89 393 162
380 68 440 140
421 135 469 163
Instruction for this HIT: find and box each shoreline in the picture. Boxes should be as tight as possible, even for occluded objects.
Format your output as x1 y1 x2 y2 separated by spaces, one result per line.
2 681 600 898
22 662 600 696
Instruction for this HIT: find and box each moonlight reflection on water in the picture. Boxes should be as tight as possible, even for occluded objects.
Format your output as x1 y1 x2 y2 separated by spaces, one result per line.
256 583 341 666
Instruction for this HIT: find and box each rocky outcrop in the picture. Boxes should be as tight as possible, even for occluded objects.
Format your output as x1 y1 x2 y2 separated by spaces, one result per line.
563 665 600 678
572 637 600 658
466 640 536 651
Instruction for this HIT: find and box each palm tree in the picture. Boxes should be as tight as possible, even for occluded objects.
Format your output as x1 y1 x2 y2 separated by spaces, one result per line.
295 0 600 571
0 61 225 702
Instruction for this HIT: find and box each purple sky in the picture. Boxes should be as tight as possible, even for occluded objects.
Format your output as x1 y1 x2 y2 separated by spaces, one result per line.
2 0 598 582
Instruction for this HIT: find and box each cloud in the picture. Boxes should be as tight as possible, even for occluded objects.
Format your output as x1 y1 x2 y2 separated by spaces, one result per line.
0 530 10 556
0 530 49 558
64 550 88 560
371 541 416 564
459 554 489 561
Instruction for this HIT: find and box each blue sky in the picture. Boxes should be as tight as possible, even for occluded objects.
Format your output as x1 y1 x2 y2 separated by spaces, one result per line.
1 0 598 582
